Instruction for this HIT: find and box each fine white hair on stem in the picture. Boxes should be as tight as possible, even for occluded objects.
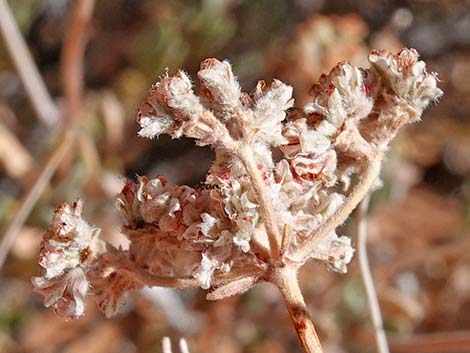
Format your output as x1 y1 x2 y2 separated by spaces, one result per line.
357 193 390 353
0 0 59 126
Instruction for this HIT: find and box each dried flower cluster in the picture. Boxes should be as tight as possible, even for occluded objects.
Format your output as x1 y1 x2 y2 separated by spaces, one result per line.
33 49 441 332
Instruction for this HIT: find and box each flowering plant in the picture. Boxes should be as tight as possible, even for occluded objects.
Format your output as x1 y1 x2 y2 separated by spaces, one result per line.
33 48 441 353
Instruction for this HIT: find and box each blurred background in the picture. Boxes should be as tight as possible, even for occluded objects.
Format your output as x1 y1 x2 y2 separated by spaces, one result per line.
0 0 469 352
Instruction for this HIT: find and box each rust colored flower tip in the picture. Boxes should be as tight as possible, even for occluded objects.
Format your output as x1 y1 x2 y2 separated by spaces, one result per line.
33 48 441 319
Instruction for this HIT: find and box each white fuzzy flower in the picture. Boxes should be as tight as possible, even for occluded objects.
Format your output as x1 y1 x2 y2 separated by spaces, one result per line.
157 70 203 116
198 58 242 113
137 107 175 139
369 48 443 115
199 213 218 237
194 253 228 289
281 118 331 157
252 79 294 145
35 201 104 280
32 201 105 318
233 219 254 253
311 232 355 273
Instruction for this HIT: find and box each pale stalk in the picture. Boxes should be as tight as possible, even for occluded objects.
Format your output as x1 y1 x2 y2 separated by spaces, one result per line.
0 0 59 126
272 266 324 353
239 144 281 259
357 194 390 353
61 0 95 128
162 337 173 353
179 339 190 353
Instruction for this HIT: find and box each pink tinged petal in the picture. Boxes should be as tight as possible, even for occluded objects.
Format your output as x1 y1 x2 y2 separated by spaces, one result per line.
292 150 337 185
94 271 141 318
32 267 89 319
310 232 355 274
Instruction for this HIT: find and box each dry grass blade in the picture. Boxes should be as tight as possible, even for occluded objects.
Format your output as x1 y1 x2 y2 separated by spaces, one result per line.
357 194 390 353
0 0 59 126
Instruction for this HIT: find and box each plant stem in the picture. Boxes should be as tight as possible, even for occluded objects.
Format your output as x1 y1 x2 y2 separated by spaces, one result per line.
61 0 95 128
239 145 281 259
357 194 390 353
293 156 383 261
273 266 324 353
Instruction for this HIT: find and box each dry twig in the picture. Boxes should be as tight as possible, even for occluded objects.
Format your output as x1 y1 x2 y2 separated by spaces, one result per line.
61 0 95 127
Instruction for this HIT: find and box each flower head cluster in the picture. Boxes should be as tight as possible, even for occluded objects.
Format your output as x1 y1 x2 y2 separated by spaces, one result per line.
32 201 105 318
33 48 442 318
